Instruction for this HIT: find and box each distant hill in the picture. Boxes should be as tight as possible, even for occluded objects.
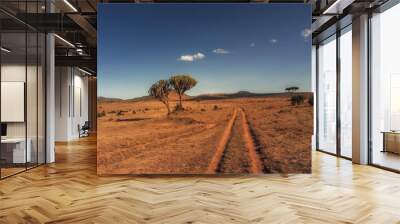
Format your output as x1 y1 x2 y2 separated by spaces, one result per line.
192 91 304 100
99 91 312 102
98 96 123 102
126 95 153 102
126 91 191 102
98 91 191 103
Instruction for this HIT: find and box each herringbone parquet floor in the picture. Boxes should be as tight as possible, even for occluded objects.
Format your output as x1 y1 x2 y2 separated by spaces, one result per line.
1 136 400 224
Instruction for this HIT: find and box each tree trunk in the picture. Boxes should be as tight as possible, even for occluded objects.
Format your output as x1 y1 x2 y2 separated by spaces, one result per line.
166 101 171 114
178 94 183 109
162 100 170 115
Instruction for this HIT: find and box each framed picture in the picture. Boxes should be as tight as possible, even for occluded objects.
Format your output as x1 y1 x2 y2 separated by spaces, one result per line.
97 4 312 175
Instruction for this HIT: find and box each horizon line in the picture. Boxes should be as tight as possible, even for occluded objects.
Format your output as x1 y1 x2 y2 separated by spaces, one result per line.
98 90 313 100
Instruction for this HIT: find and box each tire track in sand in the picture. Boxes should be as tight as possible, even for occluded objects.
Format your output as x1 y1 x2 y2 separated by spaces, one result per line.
238 108 263 174
207 107 264 174
206 108 238 174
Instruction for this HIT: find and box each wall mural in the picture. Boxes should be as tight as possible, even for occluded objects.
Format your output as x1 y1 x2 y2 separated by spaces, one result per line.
97 4 313 175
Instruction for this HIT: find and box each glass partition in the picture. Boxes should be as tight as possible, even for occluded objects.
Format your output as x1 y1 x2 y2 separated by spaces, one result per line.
370 3 400 171
317 35 337 154
0 1 46 179
27 30 38 169
38 32 46 165
1 31 28 177
339 26 352 158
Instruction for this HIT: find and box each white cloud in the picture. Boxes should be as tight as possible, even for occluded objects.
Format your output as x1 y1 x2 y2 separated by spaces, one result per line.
270 39 278 44
301 28 312 40
212 48 230 54
178 52 205 62
250 43 255 47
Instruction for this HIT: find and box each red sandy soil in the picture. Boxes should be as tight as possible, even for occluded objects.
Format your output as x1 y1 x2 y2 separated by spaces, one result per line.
218 108 251 173
244 97 313 173
97 93 313 175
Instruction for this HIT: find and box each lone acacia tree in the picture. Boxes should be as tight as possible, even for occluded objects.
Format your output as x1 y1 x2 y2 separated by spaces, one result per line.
285 86 299 93
148 80 172 114
169 75 197 110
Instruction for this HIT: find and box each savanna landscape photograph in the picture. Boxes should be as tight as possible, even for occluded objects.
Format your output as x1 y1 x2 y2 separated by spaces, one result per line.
97 4 312 175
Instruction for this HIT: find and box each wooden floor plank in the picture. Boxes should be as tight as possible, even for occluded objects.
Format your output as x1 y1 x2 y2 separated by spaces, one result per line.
0 136 399 223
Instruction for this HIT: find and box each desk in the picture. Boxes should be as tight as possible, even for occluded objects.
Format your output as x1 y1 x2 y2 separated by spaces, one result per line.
1 138 31 163
382 131 400 154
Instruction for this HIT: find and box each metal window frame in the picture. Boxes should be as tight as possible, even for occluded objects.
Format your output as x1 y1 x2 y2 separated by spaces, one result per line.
315 22 353 161
315 0 400 173
367 0 400 173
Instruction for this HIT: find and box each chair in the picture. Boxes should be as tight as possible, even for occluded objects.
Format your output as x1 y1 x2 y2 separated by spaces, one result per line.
79 121 90 138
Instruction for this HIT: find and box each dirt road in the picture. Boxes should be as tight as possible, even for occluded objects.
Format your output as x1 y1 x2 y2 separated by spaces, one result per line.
207 107 265 174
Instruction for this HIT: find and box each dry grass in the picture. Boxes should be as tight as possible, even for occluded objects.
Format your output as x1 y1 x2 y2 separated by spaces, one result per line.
244 96 313 173
97 94 313 175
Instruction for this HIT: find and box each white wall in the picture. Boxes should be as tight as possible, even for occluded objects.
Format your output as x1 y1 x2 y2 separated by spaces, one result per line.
55 66 69 141
71 73 89 138
55 67 89 141
1 82 25 122
1 64 40 138
1 63 46 164
1 64 26 139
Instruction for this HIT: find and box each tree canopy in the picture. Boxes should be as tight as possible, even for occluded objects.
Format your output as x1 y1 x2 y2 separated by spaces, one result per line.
148 79 172 114
285 86 299 92
169 75 197 109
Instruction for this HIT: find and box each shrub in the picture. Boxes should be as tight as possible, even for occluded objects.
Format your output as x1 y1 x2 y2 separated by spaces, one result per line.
116 110 124 116
201 108 206 112
97 111 106 117
308 95 314 106
213 105 219 110
291 95 304 106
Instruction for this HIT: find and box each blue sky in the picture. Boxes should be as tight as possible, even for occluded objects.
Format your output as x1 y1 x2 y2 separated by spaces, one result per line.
98 4 311 99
